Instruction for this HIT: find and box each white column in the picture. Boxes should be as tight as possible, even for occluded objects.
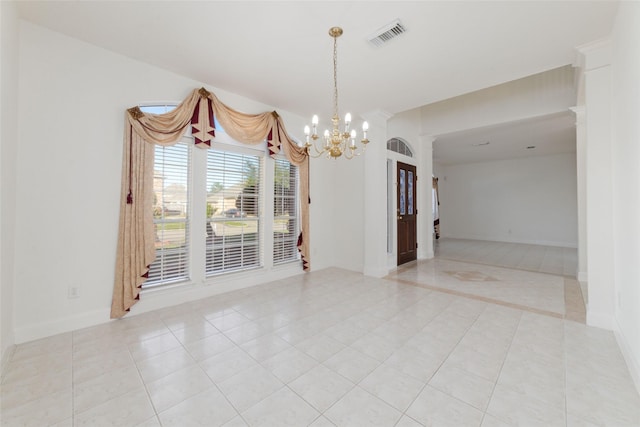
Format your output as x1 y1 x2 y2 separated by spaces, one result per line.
571 106 588 283
418 135 435 259
578 39 615 329
362 110 393 277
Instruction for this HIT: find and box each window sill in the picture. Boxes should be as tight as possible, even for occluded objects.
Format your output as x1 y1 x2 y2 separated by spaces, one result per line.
132 262 304 316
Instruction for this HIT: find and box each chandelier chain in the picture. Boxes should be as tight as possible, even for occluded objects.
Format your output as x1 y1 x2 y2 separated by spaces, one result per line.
333 34 339 119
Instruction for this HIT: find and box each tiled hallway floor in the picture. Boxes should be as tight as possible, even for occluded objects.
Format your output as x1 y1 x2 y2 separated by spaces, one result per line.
388 258 586 323
2 263 639 426
430 238 586 320
434 238 578 277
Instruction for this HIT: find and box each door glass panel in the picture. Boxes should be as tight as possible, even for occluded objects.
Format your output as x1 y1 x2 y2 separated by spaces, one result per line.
408 171 414 215
400 169 406 215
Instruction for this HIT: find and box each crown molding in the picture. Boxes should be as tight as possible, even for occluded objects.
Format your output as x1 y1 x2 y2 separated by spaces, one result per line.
575 37 612 71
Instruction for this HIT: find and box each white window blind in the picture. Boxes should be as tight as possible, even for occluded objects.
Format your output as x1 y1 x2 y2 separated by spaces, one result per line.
273 158 300 265
206 149 262 275
145 141 190 287
136 103 300 289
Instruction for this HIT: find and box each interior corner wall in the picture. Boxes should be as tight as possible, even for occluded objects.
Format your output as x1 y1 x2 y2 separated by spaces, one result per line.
1 0 20 367
610 0 640 391
13 21 323 343
437 153 578 247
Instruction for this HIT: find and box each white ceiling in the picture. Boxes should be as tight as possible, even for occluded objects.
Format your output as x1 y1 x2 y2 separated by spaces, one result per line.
16 1 618 121
433 111 577 165
16 1 617 165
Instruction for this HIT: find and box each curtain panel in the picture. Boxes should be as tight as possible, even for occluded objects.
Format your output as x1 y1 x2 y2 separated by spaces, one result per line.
433 177 440 240
111 88 310 319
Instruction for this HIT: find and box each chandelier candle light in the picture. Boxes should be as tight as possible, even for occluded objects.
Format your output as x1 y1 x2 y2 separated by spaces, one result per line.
304 27 369 159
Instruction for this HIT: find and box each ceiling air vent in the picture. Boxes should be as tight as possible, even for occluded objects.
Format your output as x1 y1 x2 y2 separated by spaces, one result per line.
367 19 406 47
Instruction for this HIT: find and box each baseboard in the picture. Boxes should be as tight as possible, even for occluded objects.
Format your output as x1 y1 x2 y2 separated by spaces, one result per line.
1 344 16 379
14 308 111 344
363 264 388 278
577 271 588 283
586 307 615 330
614 317 640 396
418 249 435 260
132 264 304 316
12 265 305 345
441 234 578 249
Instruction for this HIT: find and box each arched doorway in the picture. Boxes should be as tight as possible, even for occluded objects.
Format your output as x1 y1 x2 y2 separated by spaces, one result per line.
387 138 417 266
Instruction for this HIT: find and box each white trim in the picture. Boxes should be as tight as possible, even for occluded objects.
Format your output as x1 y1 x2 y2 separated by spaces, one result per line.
387 137 415 158
614 317 640 396
386 155 421 272
134 263 303 317
13 263 303 344
387 252 396 271
586 307 615 330
418 248 435 260
363 265 388 278
1 344 16 379
577 271 588 283
14 309 110 344
440 233 578 249
575 37 612 71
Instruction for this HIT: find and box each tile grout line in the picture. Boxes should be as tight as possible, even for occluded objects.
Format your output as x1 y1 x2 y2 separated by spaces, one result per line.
479 309 523 426
388 276 565 320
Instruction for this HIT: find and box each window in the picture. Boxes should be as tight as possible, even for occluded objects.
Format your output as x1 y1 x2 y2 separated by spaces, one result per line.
143 106 191 287
140 103 300 289
206 149 262 275
387 137 413 157
273 159 299 265
147 142 190 286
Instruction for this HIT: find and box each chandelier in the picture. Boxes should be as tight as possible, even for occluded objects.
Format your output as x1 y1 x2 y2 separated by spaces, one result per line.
303 27 369 159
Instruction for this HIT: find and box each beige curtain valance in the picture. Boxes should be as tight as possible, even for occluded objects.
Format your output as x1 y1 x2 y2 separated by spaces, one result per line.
111 88 310 319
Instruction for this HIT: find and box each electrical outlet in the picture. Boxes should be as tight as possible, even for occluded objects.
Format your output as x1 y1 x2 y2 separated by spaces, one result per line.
68 286 80 299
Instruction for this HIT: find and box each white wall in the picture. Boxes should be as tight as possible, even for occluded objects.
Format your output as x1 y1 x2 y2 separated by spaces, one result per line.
610 0 640 391
363 111 393 277
306 158 338 272
388 109 421 145
437 153 578 247
324 158 365 273
580 40 616 330
419 65 576 136
1 0 20 369
13 21 330 343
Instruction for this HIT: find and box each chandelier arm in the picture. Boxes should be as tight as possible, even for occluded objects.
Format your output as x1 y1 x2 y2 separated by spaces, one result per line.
305 139 329 158
344 146 362 160
344 149 354 160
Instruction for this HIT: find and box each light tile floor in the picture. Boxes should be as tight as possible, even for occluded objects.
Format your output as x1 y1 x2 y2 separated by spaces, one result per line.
434 238 578 277
2 258 639 426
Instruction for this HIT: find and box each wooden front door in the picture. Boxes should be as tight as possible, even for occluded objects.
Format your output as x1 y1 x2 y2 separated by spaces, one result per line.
397 162 417 265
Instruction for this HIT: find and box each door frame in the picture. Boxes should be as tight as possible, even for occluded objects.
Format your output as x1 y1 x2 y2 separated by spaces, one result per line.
396 161 418 265
386 153 418 269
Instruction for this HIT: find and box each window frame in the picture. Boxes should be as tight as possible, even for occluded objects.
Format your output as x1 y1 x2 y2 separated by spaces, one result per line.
273 157 301 266
205 146 264 276
145 141 192 287
139 103 301 291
